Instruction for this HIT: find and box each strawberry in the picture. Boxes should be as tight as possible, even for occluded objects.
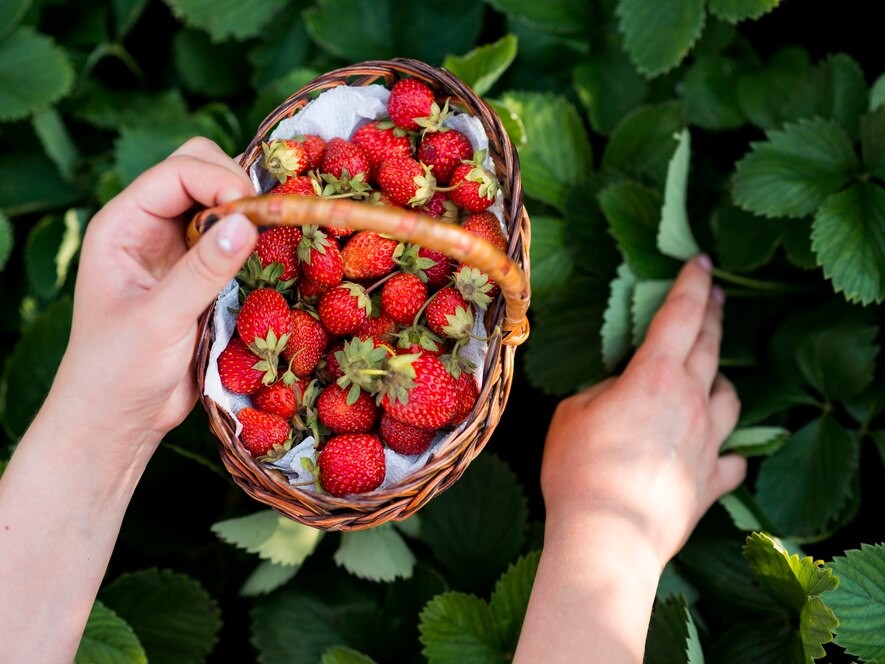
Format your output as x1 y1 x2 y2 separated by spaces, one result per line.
270 175 319 197
318 433 386 496
352 120 413 181
397 244 454 287
341 231 400 280
261 139 309 184
238 407 291 458
461 211 506 251
335 337 392 396
237 288 294 372
379 352 458 430
381 272 427 325
282 309 330 376
425 287 474 340
395 325 445 357
322 341 346 380
380 412 435 455
449 371 479 425
255 226 303 282
450 151 498 212
422 191 458 220
418 130 473 184
452 265 494 309
320 138 371 194
323 225 355 239
299 277 332 300
317 384 378 434
355 309 398 342
387 78 448 132
298 226 344 286
253 377 306 420
378 157 437 208
295 134 326 171
218 336 270 394
318 282 372 336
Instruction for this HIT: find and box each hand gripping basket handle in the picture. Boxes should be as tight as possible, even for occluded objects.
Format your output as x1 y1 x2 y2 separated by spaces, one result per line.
188 195 531 345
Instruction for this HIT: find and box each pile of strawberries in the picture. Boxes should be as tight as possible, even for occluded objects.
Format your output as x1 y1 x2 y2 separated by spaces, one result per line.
216 77 507 498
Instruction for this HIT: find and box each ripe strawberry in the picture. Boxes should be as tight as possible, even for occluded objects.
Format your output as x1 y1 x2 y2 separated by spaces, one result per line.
355 310 398 342
334 337 392 396
422 191 458 220
318 282 372 336
320 138 371 194
395 325 445 357
381 272 427 325
295 134 326 171
318 433 386 496
380 412 435 455
323 225 355 239
255 226 303 282
387 79 448 132
317 384 378 434
282 309 330 376
341 231 400 280
352 120 413 181
218 336 269 394
299 277 332 300
298 226 344 286
378 157 437 208
380 352 458 430
450 151 498 212
425 287 474 340
253 378 305 420
237 289 294 371
238 407 291 458
461 211 506 251
449 372 479 425
322 341 346 380
270 175 319 197
418 130 473 184
261 139 309 184
420 247 455 287
455 262 499 299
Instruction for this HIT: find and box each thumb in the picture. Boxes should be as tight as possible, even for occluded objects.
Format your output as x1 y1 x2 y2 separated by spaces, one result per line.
153 213 258 326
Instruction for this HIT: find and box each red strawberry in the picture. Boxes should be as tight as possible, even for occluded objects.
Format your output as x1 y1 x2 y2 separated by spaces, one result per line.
461 211 506 251
255 226 303 282
380 412 435 455
395 325 445 357
238 407 291 458
295 134 326 171
387 79 448 132
449 372 479 425
352 120 413 181
270 175 318 197
379 352 458 430
298 226 344 286
253 378 305 420
355 310 398 342
317 384 378 434
422 191 458 220
322 341 346 380
378 157 437 208
420 247 455 287
282 309 330 376
323 225 355 239
418 130 473 184
450 152 498 212
237 289 294 371
261 139 309 184
381 272 427 325
318 433 386 496
425 287 474 340
454 262 499 299
299 277 332 300
318 282 372 336
342 231 400 280
320 138 371 195
218 336 269 394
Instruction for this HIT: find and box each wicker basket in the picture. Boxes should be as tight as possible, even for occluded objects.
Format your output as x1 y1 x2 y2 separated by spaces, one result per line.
188 58 531 531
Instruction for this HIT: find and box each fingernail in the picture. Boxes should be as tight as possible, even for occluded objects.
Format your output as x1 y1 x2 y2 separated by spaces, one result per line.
712 285 725 305
216 213 252 254
697 254 713 272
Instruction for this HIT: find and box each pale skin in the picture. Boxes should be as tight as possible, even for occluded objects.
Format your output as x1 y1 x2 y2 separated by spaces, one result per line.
0 139 745 663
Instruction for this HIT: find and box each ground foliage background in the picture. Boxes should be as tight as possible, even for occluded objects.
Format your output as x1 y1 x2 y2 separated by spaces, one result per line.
2 0 885 661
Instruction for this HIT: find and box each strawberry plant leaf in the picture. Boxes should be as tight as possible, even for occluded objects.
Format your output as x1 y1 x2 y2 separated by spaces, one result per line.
0 28 74 122
25 208 86 300
708 0 780 23
485 98 526 148
737 381 819 426
100 569 221 664
0 0 31 40
659 129 701 260
396 0 485 66
483 0 591 33
719 488 776 533
334 524 416 583
211 509 323 566
418 592 505 664
0 212 12 272
737 47 810 129
502 91 592 212
248 6 309 89
732 117 858 219
617 0 706 78
443 34 518 98
321 646 378 664
163 0 287 41
632 279 673 345
601 263 638 371
756 416 860 539
871 73 885 111
721 426 790 457
826 543 885 662
419 454 527 593
489 551 541 652
603 102 685 188
800 597 839 661
861 107 885 179
645 593 703 664
682 55 747 131
528 215 574 306
112 0 149 38
782 217 817 270
656 563 700 605
709 621 803 664
0 150 81 216
74 600 147 664
240 560 299 597
172 29 250 97
304 0 393 61
712 204 785 272
32 108 78 180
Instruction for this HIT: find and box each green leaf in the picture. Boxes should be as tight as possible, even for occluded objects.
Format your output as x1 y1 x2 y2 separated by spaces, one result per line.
443 35 518 97
334 524 416 583
719 489 769 532
419 593 505 664
0 150 81 216
617 0 706 77
632 279 673 345
0 212 12 272
756 416 860 539
113 0 149 37
573 35 648 134
712 204 784 272
483 0 590 33
0 296 72 439
709 621 803 664
0 0 31 40
396 0 486 65
657 563 700 605
100 569 221 664
172 29 250 97
708 0 781 22
800 597 839 661
682 55 746 130
303 0 392 61
248 7 309 89
321 646 378 664
75 600 147 664
659 129 700 260
721 426 790 457
212 509 323 566
0 28 74 121
601 182 676 278
603 102 685 188
861 107 885 180
163 0 287 41
871 73 885 110
601 263 639 371
25 208 85 300
485 98 526 148
737 381 818 425
240 560 299 597
502 92 593 211
782 217 817 270
737 47 811 129
489 551 541 652
420 454 527 592
529 215 575 305
32 108 78 179
827 543 885 662
645 594 704 664
732 117 858 219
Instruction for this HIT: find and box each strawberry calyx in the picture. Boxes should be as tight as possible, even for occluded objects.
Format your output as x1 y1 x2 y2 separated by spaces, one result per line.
414 97 451 135
460 149 498 201
320 167 373 197
441 304 474 340
335 337 391 400
395 324 444 354
297 225 330 264
452 266 493 310
407 162 438 207
395 243 439 283
440 348 476 380
237 253 297 296
376 353 421 406
261 140 306 184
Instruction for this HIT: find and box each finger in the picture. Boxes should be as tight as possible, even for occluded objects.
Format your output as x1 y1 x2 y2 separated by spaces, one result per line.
708 454 748 501
638 255 713 362
684 286 725 390
709 373 741 442
172 137 253 183
149 213 258 327
573 376 617 406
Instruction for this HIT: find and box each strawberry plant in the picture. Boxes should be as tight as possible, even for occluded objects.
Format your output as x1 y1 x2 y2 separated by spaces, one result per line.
2 0 885 661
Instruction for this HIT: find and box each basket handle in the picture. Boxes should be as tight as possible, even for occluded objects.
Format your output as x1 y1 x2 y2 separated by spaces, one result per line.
188 195 530 346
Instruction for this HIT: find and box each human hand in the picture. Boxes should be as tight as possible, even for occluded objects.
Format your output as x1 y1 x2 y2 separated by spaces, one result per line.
49 138 258 468
540 256 746 570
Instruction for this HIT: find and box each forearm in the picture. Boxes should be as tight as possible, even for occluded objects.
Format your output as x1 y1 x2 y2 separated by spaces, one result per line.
514 509 663 664
0 387 157 663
